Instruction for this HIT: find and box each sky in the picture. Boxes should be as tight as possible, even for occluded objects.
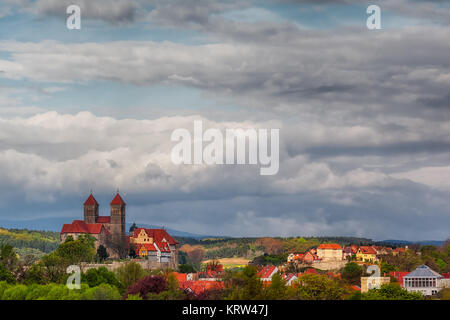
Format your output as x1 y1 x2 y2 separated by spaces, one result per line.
0 0 449 241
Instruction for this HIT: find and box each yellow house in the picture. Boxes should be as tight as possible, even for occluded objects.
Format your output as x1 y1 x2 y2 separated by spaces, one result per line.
356 246 378 262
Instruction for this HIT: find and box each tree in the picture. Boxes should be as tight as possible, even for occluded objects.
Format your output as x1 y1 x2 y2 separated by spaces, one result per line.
40 252 68 283
0 244 18 272
105 234 128 259
187 248 204 270
265 273 287 299
178 264 196 273
227 266 265 300
294 273 347 300
255 238 283 255
83 267 123 291
360 283 423 300
0 263 16 284
123 275 167 300
56 238 96 266
115 261 147 290
342 262 363 285
97 245 109 262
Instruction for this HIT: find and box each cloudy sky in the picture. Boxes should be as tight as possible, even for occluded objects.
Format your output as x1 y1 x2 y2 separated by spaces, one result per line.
0 0 449 240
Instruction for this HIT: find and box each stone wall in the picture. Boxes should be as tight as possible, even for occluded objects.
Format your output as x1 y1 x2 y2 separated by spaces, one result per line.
297 260 346 271
81 258 173 272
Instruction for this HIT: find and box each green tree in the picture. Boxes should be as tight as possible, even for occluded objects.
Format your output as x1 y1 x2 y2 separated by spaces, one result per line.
294 273 347 300
265 273 287 299
40 252 68 283
361 283 423 300
96 245 109 262
0 244 18 272
83 267 123 291
342 262 363 285
226 266 264 300
115 261 147 290
178 264 196 273
0 263 16 284
56 238 96 266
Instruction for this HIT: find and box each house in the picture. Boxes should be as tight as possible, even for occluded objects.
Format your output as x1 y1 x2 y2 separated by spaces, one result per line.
303 250 321 263
287 253 304 263
393 247 406 256
317 243 343 261
356 246 378 262
129 227 178 268
257 265 278 281
282 273 298 286
403 264 444 296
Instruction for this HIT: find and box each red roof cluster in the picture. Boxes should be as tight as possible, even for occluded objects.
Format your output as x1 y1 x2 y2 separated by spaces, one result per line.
60 220 108 235
180 280 224 296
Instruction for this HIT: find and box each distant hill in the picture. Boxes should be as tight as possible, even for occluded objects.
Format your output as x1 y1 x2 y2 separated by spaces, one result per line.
376 239 445 246
0 218 214 239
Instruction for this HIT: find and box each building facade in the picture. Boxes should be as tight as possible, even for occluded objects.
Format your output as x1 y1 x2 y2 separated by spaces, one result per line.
404 264 444 296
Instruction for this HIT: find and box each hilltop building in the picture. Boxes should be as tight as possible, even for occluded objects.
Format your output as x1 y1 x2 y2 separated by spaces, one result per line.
60 193 178 264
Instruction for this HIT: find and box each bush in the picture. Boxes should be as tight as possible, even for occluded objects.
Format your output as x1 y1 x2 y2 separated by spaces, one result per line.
123 275 167 300
83 267 123 291
0 263 16 284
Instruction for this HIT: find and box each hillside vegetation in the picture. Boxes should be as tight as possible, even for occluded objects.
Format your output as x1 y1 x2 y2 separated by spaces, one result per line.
0 228 60 260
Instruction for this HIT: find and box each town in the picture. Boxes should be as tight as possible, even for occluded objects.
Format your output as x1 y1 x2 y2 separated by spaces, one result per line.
0 193 448 300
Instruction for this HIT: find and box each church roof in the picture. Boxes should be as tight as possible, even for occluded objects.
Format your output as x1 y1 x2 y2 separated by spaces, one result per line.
111 193 125 205
84 194 98 206
97 216 111 223
60 220 108 235
404 265 443 279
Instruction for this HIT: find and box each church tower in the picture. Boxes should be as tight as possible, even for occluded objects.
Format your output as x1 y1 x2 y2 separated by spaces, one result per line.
84 193 99 224
110 193 126 236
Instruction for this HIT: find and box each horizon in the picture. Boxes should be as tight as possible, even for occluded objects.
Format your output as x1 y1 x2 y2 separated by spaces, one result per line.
0 1 449 241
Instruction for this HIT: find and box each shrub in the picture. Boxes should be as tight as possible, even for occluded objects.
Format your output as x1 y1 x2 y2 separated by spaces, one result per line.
123 275 167 300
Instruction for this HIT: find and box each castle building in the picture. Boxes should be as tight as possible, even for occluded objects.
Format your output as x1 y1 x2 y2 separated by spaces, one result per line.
60 192 178 264
129 227 178 269
60 193 127 258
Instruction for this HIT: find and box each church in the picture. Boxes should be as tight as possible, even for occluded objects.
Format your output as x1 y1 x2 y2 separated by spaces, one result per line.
60 193 127 258
60 192 178 266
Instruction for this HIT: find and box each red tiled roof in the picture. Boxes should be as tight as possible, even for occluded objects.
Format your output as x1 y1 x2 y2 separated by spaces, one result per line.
172 272 188 283
84 194 98 206
60 220 107 235
132 228 178 245
136 243 157 252
180 280 224 296
442 273 450 279
110 193 125 205
96 216 111 223
257 266 277 279
304 268 318 274
358 246 377 255
318 243 342 250
389 271 409 286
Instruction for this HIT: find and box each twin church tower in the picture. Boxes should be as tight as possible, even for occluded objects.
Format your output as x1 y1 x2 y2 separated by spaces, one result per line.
60 192 127 257
83 193 126 237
